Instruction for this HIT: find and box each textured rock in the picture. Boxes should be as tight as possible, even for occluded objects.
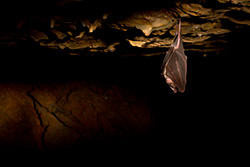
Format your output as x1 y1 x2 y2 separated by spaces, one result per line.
0 0 250 55
0 54 156 151
0 80 151 151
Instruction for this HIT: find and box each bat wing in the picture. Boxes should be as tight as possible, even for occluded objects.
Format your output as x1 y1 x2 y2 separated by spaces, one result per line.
161 20 187 93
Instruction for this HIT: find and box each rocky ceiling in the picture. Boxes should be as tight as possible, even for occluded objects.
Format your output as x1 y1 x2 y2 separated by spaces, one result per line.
1 0 250 56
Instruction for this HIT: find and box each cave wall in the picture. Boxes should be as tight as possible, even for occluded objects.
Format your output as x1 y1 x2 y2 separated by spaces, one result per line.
0 81 151 151
0 55 156 152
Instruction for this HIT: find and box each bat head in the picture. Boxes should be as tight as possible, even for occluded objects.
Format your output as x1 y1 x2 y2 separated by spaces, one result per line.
162 68 185 93
166 78 177 93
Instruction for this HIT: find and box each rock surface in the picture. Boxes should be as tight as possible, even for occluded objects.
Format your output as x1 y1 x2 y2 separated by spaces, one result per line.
0 55 159 152
0 0 250 55
0 75 151 151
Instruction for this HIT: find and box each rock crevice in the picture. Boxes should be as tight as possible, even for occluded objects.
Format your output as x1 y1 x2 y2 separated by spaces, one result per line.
1 0 249 55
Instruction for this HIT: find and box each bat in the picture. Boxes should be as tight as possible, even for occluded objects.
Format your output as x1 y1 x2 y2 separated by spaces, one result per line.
161 19 187 93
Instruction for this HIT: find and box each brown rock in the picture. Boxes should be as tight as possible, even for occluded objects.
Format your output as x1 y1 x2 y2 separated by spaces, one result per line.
0 80 151 151
1 0 249 54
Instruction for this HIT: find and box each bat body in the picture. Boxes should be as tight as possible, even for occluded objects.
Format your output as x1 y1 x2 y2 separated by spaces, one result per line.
161 19 187 93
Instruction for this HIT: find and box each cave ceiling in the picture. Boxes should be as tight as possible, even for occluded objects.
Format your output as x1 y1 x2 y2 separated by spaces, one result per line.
0 0 250 56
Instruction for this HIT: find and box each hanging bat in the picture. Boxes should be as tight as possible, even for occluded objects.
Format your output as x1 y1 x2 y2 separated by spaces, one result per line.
161 19 187 93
